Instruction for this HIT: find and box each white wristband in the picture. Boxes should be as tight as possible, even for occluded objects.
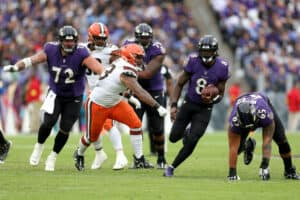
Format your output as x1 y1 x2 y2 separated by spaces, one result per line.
22 57 32 68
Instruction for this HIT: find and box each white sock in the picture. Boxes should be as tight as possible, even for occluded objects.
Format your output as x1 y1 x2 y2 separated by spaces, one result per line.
108 126 123 151
93 135 103 151
78 138 89 156
130 134 143 158
36 143 44 148
49 151 57 158
116 150 125 157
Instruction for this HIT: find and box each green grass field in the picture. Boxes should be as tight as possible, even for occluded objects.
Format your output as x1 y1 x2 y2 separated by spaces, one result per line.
1 132 300 200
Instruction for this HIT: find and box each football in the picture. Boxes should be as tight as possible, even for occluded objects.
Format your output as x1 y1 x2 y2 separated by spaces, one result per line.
201 84 219 98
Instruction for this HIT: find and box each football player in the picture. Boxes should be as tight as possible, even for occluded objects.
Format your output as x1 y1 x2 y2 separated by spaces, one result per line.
73 43 168 171
124 23 168 169
3 25 104 171
0 129 11 164
84 22 137 170
227 92 300 181
164 35 230 177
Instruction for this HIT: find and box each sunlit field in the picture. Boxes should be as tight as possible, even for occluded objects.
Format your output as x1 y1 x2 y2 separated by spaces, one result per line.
1 132 300 200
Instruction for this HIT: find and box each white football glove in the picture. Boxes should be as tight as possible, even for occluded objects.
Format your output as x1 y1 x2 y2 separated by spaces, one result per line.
3 65 18 72
128 96 141 109
157 106 167 117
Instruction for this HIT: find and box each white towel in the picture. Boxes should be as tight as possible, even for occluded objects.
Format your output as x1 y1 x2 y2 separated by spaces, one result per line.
40 90 56 114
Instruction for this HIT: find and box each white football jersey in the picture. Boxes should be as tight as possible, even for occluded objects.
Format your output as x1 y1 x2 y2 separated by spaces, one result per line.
84 43 118 90
90 58 138 107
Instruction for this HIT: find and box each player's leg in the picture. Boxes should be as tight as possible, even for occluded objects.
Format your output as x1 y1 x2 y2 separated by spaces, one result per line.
75 99 107 171
146 105 166 169
271 103 300 179
104 120 128 170
90 131 107 170
45 96 82 171
112 100 153 168
0 129 11 163
164 102 193 177
165 103 211 177
168 102 192 143
29 97 61 166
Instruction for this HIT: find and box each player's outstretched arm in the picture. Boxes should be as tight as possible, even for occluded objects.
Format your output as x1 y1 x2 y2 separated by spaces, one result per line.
83 55 104 75
3 50 47 72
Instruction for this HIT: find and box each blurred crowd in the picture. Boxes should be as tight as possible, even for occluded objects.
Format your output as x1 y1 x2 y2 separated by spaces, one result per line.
210 0 300 130
0 0 200 134
210 0 300 92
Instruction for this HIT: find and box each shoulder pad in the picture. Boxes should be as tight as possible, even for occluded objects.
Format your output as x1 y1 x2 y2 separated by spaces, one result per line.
151 41 166 53
217 58 229 67
77 43 87 49
189 52 198 58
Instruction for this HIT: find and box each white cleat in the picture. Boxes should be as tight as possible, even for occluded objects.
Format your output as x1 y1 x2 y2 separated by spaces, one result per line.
91 149 107 170
29 143 44 166
45 153 56 171
112 152 128 170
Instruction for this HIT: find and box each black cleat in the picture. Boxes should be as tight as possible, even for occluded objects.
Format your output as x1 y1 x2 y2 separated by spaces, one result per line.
244 138 256 165
131 155 154 169
157 156 167 169
284 166 300 180
0 141 12 163
73 150 85 171
259 167 270 181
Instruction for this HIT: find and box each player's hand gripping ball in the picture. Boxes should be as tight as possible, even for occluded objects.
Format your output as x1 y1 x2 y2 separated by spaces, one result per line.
201 84 219 103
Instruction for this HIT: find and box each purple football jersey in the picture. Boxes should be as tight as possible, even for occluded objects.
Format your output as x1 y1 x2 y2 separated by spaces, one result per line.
184 55 230 103
44 42 89 97
124 39 165 92
229 92 274 134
